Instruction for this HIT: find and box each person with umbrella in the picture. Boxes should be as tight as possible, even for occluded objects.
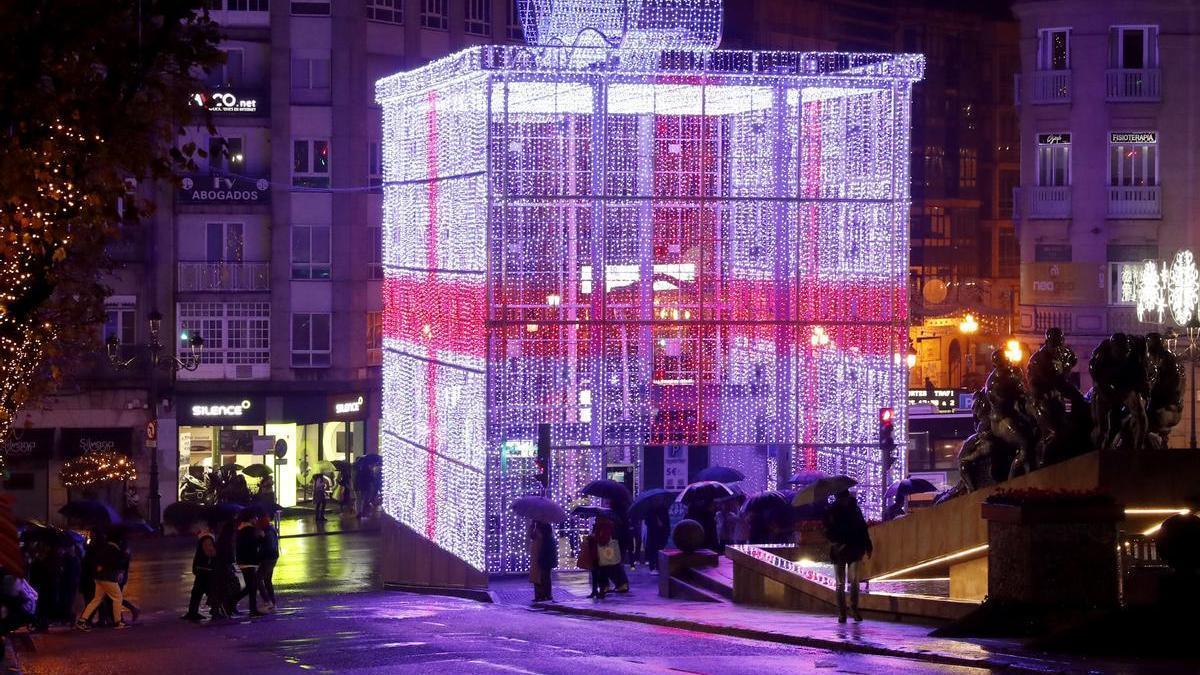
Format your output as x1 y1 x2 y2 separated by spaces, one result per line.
823 488 873 623
511 496 565 603
312 472 330 522
233 511 266 617
75 531 131 630
182 523 217 622
255 510 280 610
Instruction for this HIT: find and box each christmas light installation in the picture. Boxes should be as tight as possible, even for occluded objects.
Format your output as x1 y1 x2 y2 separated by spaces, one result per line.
59 450 137 488
1135 250 1200 327
377 0 924 574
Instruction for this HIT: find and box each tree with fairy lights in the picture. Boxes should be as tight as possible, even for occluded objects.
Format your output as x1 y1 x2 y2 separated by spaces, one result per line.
0 2 222 435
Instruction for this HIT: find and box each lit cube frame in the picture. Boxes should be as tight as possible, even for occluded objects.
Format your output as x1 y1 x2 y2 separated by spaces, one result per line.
377 27 923 574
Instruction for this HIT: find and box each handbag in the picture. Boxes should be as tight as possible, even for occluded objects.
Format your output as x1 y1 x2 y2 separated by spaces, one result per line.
576 540 596 570
596 540 621 567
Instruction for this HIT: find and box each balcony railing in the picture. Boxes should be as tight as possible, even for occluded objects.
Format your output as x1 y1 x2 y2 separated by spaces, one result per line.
1106 68 1161 102
177 261 270 292
1029 186 1071 219
1030 70 1072 104
1108 186 1161 219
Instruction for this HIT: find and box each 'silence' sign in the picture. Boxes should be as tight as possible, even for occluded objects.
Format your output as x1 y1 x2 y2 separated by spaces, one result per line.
179 173 271 205
192 399 253 419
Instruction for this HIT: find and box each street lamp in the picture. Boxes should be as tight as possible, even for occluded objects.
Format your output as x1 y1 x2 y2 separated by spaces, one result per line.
106 309 204 528
958 313 979 334
1003 338 1024 365
905 347 918 370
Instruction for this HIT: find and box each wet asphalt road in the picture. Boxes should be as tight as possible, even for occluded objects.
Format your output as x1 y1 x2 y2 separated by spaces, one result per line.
21 527 986 674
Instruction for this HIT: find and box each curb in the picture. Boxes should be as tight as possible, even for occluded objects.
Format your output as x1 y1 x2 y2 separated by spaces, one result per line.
383 582 493 603
536 603 1054 673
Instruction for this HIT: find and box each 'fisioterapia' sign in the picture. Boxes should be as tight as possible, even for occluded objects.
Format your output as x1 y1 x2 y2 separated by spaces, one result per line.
1110 131 1157 144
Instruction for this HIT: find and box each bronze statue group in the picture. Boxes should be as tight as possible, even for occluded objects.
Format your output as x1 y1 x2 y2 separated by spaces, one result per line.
941 328 1184 502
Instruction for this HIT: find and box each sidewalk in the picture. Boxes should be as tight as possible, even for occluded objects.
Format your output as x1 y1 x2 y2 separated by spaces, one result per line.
277 511 379 538
494 568 1135 673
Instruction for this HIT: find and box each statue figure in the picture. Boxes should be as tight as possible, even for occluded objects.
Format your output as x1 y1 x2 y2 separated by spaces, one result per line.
1147 332 1184 449
1089 333 1152 452
1027 327 1092 468
981 350 1039 480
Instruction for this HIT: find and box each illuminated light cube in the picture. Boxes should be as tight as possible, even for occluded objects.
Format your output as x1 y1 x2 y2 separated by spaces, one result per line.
378 7 923 574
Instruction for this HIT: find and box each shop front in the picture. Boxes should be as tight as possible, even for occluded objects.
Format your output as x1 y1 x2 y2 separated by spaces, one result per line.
175 391 377 509
0 429 54 521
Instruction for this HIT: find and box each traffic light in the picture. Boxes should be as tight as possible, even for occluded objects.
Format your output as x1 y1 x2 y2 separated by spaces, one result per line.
879 407 896 471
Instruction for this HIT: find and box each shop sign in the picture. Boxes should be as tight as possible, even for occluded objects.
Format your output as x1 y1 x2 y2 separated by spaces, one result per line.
0 429 53 461
1037 133 1070 145
61 428 133 458
178 172 270 205
192 399 253 419
1110 131 1157 144
180 396 264 424
328 393 368 420
1020 262 1105 305
907 388 962 413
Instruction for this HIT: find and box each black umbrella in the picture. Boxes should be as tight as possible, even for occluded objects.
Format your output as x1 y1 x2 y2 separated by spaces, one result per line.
740 490 791 516
677 480 734 504
628 488 678 522
785 469 828 487
511 495 567 524
58 500 120 529
581 479 631 505
163 502 206 533
221 463 245 472
884 478 939 508
355 454 383 468
792 475 857 506
243 464 273 479
571 505 615 520
203 502 245 526
332 460 351 472
695 466 745 483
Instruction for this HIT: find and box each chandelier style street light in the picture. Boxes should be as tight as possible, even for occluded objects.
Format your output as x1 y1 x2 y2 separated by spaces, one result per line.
106 309 204 527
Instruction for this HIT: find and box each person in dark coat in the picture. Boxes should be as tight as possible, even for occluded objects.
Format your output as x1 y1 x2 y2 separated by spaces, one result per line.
686 500 719 552
643 507 670 572
256 515 280 608
823 489 873 623
528 521 557 602
234 518 265 616
75 535 129 629
213 521 239 617
183 529 218 621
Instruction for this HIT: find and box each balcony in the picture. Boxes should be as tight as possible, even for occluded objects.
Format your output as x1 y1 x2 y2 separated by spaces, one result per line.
1028 186 1071 219
1107 186 1161 219
177 262 270 292
1106 68 1161 102
1030 70 1072 104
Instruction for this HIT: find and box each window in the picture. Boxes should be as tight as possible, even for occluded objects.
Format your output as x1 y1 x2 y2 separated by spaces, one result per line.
291 54 331 91
291 225 331 279
958 148 977 189
207 136 244 173
178 302 270 366
291 0 330 15
207 49 244 87
1109 132 1158 187
224 0 270 9
369 141 382 188
1110 26 1158 69
1108 262 1142 305
103 297 136 348
367 311 383 366
466 0 491 36
206 222 244 262
421 0 448 30
507 0 524 40
368 226 383 280
366 0 403 24
1037 28 1070 70
998 170 1019 217
1036 133 1070 186
291 312 331 367
293 139 330 188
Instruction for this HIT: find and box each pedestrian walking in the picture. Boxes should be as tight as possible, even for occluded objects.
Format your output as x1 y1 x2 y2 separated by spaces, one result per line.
75 534 130 630
527 520 556 602
257 515 280 609
183 528 217 621
354 467 372 519
594 517 626 594
337 470 352 515
214 520 239 617
823 489 873 623
234 517 265 616
114 535 141 624
576 530 602 598
312 473 330 522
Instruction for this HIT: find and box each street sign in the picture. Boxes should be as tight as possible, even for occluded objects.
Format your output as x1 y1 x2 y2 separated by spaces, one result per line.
274 438 288 459
145 420 157 442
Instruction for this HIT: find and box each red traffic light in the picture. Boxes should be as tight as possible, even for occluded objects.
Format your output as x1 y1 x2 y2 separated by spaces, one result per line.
879 407 894 425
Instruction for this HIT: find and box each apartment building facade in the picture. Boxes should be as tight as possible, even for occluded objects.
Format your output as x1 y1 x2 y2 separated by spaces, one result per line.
7 0 526 523
1013 0 1200 400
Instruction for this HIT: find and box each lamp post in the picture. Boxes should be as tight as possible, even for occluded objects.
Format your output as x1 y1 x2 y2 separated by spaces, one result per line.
107 309 204 527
